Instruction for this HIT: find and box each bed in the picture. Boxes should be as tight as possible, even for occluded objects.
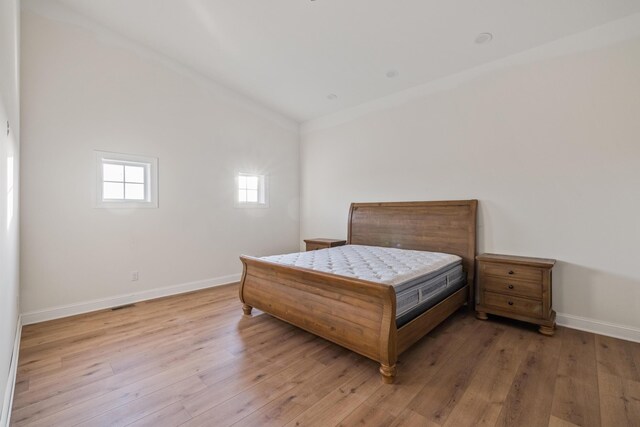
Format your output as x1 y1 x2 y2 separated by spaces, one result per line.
239 200 477 383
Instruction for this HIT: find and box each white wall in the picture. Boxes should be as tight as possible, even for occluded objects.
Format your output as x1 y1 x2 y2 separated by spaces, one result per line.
20 8 300 316
301 36 640 335
0 0 20 420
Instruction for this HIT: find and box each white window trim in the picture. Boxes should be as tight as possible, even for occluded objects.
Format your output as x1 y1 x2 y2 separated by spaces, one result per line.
95 150 158 208
235 173 269 208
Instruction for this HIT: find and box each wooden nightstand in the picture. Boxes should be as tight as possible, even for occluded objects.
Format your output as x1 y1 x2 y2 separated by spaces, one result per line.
304 238 346 251
475 253 556 336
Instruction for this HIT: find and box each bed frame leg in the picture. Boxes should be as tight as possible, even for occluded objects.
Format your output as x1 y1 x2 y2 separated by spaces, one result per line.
379 364 396 384
242 304 253 316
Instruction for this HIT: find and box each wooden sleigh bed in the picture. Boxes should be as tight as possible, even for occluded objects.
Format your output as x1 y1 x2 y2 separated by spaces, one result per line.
239 200 477 383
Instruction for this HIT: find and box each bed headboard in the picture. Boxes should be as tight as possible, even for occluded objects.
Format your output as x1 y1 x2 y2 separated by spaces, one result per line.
347 200 478 303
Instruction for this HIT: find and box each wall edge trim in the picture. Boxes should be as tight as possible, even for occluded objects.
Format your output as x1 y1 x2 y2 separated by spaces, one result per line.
557 312 640 343
0 315 22 427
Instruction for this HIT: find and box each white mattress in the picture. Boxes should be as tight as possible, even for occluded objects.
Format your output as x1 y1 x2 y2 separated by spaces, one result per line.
261 245 465 326
261 245 461 289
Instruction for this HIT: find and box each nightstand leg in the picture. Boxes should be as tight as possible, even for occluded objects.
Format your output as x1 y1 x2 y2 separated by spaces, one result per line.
476 311 488 320
539 324 555 336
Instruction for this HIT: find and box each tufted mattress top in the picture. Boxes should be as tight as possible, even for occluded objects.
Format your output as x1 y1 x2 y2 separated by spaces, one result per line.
260 244 462 291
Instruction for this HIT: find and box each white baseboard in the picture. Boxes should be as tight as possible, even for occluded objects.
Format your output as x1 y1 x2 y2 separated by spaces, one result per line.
1 315 22 427
21 274 241 325
557 312 640 343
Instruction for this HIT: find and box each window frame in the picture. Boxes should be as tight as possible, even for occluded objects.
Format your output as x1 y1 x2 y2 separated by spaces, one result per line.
95 151 158 208
235 173 268 208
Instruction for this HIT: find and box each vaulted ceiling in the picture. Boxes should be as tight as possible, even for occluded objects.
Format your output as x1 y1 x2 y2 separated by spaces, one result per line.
39 0 640 121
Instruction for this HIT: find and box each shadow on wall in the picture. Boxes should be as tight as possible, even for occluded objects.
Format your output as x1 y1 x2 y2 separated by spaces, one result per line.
476 201 492 251
553 261 640 328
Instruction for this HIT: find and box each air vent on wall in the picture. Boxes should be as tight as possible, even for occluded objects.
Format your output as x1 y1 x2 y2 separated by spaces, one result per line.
111 304 136 311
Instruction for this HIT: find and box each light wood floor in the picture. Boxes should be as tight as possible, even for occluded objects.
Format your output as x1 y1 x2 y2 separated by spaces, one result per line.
10 284 640 427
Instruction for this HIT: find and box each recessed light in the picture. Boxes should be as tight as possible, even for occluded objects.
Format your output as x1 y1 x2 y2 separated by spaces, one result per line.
475 32 493 45
327 93 338 100
386 70 399 78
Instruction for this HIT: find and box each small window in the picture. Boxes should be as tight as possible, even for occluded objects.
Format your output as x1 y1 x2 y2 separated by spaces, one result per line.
236 173 267 207
95 151 158 208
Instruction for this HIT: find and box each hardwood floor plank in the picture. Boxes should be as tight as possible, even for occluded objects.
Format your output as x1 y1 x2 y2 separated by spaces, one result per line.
406 321 504 425
182 355 331 427
16 358 61 380
27 360 113 390
19 286 237 344
284 368 381 427
18 290 238 365
595 334 640 381
127 403 192 427
495 328 564 427
232 352 376 426
14 306 261 401
181 348 326 418
10 285 638 427
76 375 207 427
548 415 581 427
443 325 533 427
598 372 640 426
550 328 601 427
13 379 29 395
57 303 243 369
389 408 441 427
595 332 640 426
336 403 396 427
12 349 235 426
12 341 235 416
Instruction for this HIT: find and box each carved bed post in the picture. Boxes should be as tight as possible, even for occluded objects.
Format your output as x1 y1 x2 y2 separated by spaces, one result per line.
239 259 252 316
379 285 398 383
379 364 397 384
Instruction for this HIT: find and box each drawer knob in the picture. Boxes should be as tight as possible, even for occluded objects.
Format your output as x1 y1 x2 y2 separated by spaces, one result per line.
508 284 514 289
508 270 514 275
508 301 514 306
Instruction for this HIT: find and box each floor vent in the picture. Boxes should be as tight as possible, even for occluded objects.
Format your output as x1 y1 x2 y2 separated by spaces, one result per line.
111 304 136 311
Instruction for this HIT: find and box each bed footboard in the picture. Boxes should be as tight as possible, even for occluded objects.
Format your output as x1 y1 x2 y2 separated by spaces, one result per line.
239 255 398 383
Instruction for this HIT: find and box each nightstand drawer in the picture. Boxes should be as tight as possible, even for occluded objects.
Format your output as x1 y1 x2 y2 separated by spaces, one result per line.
306 243 325 251
482 275 542 300
304 238 346 251
481 262 542 283
484 292 542 317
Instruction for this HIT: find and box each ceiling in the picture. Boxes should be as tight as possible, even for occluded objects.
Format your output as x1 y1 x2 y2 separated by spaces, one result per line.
43 0 640 122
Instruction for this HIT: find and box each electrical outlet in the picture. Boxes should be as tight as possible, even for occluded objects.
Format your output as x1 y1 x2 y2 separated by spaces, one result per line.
131 271 139 281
